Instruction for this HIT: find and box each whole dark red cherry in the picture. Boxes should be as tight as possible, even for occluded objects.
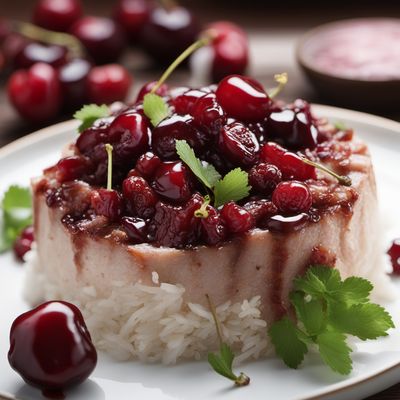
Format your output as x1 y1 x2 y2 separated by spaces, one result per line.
108 112 150 163
152 114 206 160
219 121 259 166
8 301 97 393
2 33 30 68
135 80 168 102
152 161 194 203
114 0 153 42
249 163 282 195
272 181 312 214
58 58 92 109
87 64 132 104
90 188 122 221
123 176 158 218
220 202 255 234
70 16 126 64
55 156 90 183
200 206 227 245
388 239 400 275
7 62 61 122
216 75 271 122
172 89 206 115
13 226 34 261
140 5 200 65
135 152 161 178
121 216 148 243
14 43 68 69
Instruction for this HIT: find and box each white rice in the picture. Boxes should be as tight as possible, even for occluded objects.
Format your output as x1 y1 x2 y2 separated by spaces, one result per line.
23 248 270 365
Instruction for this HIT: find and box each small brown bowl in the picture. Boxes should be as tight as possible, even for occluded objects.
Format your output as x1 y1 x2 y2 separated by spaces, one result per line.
297 18 400 111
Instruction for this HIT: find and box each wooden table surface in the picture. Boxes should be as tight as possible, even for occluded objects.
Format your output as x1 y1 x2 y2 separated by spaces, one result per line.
0 1 399 399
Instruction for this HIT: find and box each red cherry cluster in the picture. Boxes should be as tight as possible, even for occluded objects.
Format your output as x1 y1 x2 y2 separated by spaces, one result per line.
42 74 349 249
1 0 249 124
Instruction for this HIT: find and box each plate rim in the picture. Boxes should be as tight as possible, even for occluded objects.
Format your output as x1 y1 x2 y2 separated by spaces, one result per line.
1 105 400 400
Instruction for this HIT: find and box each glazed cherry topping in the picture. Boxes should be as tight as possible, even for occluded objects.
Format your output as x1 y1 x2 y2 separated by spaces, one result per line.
216 75 271 121
55 156 90 183
173 89 207 115
7 62 61 122
249 163 282 195
219 121 259 166
152 161 194 203
13 226 34 261
14 43 68 69
33 0 82 32
136 81 169 102
121 216 148 243
8 301 97 394
152 114 206 160
123 176 158 218
272 181 312 214
220 202 255 234
70 16 126 64
87 64 132 105
388 239 400 275
243 199 277 228
200 206 227 245
266 213 310 233
90 188 123 221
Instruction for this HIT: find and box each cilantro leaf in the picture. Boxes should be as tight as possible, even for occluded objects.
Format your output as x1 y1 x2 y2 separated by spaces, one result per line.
176 140 221 189
73 104 109 133
143 93 170 127
316 331 352 375
0 186 32 253
337 277 373 305
213 168 251 208
329 302 395 340
269 317 308 369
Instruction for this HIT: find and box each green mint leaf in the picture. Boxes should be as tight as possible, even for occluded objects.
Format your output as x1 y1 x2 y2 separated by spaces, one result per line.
290 291 325 337
143 93 170 127
329 302 395 340
214 168 251 208
176 140 221 189
208 351 237 381
73 104 109 133
0 185 32 254
269 317 308 369
336 276 373 305
334 121 347 131
316 331 352 375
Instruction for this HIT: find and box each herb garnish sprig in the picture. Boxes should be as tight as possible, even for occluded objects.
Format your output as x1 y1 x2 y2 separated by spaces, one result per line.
269 265 394 375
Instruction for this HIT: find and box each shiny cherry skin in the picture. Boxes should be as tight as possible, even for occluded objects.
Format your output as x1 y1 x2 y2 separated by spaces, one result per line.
272 181 312 214
220 202 255 234
58 58 92 109
55 156 90 183
135 81 168 102
8 301 97 393
140 5 200 64
388 239 400 275
172 89 206 115
123 176 158 218
152 161 194 203
70 17 126 64
260 142 316 181
152 114 206 160
219 121 259 166
216 75 271 121
14 43 67 69
114 0 152 42
248 162 282 195
13 226 34 261
135 152 161 179
87 64 132 104
33 0 82 32
121 216 148 243
200 206 227 245
7 62 61 122
90 188 123 221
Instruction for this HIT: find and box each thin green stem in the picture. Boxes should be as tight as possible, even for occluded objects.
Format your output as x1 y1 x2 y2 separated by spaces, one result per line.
206 294 224 347
269 73 288 99
105 144 114 191
301 158 352 186
194 195 210 218
151 36 213 94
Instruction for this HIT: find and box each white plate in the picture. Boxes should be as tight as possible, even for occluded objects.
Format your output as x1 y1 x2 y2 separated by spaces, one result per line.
0 105 400 400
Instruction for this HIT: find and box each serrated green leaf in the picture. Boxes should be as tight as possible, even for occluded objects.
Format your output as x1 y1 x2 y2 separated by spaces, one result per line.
214 168 251 208
329 302 395 340
176 140 221 189
73 104 109 133
269 317 308 369
316 331 352 375
336 277 373 305
143 93 170 127
290 291 325 337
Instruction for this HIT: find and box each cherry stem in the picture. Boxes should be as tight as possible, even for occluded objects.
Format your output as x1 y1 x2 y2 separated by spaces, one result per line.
105 144 113 191
12 21 84 58
194 195 210 218
301 158 352 186
269 73 288 99
151 35 213 94
158 0 178 10
206 294 224 347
